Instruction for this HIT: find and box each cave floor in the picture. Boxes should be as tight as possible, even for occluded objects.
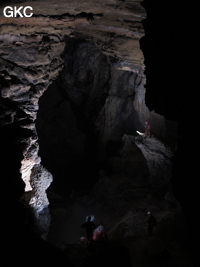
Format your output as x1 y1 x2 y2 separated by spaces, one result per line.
46 191 192 267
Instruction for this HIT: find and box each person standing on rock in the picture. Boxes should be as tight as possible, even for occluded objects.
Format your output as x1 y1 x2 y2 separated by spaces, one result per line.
82 216 95 242
147 211 157 236
145 121 151 137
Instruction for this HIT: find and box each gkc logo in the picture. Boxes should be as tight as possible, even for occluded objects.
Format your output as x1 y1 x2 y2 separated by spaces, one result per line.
3 6 33 18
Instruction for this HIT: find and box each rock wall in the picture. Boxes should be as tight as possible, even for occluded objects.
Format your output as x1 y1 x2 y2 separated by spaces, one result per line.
0 0 177 236
0 33 64 233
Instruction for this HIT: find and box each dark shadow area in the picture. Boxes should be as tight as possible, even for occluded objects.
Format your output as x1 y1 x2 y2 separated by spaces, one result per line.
0 100 74 267
36 76 100 194
140 0 200 264
36 39 111 195
80 244 132 267
0 200 74 266
140 1 199 120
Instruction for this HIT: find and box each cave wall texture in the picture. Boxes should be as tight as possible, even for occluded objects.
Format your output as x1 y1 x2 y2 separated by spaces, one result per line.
0 0 199 266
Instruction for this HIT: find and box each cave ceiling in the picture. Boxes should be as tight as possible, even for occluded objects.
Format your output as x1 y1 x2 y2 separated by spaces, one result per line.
0 0 146 70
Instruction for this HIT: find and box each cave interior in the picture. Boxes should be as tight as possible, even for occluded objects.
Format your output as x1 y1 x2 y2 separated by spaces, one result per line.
0 0 199 266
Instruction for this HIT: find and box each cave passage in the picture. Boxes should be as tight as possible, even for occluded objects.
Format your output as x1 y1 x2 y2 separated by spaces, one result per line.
36 78 99 194
36 39 111 195
36 37 141 197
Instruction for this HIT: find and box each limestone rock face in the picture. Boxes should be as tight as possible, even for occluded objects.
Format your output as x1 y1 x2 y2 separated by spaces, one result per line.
93 134 174 222
20 135 41 192
134 135 173 185
0 18 65 231
0 0 146 69
0 0 179 247
30 164 53 211
29 164 53 236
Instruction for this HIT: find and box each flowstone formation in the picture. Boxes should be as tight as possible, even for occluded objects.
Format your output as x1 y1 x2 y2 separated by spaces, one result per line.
0 1 190 266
